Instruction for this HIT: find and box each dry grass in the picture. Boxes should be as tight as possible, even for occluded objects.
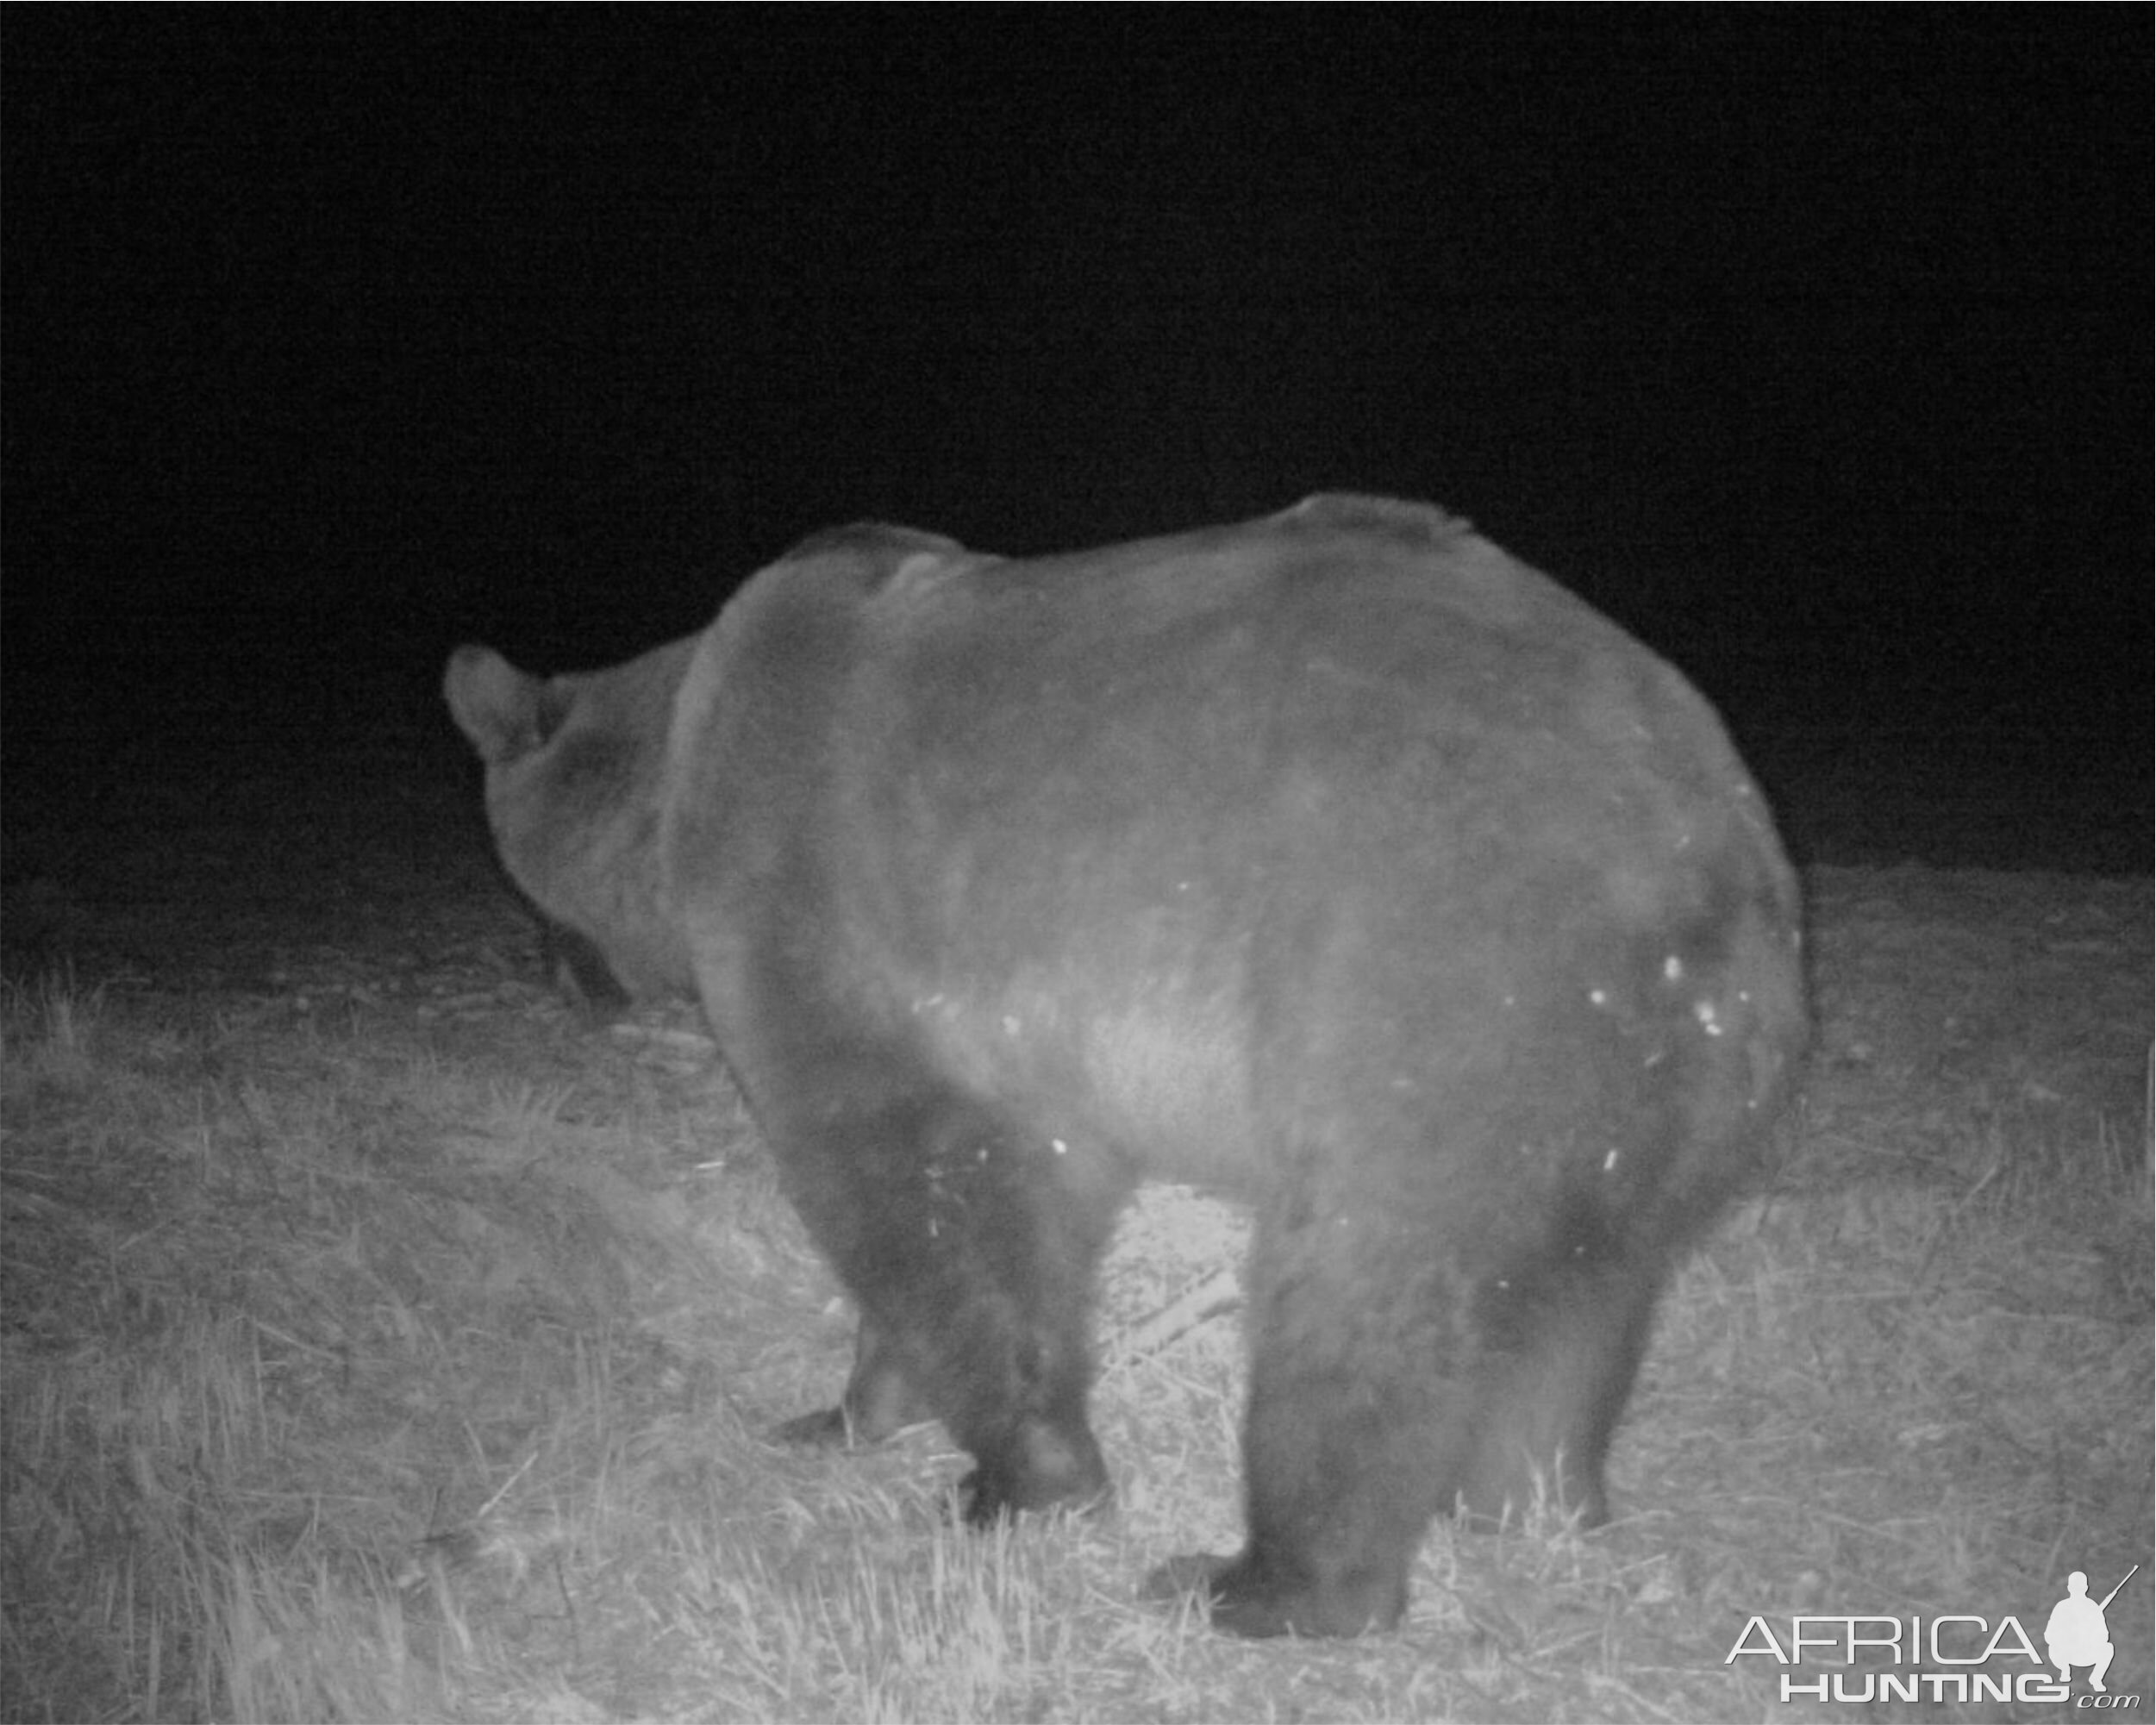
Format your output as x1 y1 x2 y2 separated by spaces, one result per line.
1 866 2148 1722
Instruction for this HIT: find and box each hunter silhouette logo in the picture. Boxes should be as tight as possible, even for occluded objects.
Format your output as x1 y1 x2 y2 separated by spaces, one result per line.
2045 1566 2138 1695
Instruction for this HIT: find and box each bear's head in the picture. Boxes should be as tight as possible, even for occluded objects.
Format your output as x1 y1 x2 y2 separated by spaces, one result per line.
445 638 701 1003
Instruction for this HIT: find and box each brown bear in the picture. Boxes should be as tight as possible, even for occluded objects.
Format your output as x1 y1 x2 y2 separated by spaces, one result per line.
445 494 1806 1636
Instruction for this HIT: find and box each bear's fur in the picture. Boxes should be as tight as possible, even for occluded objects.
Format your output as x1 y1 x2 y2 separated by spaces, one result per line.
446 494 1806 1636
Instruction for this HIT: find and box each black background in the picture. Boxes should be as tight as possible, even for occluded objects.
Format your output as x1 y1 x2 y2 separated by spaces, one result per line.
3 9 2148 872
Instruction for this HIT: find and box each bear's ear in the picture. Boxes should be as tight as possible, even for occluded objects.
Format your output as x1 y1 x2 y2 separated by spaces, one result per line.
444 645 548 764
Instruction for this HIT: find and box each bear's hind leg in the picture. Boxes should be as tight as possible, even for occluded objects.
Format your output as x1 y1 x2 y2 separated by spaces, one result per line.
768 1068 1130 1521
772 1315 934 1448
1150 1210 1468 1637
1456 1254 1666 1529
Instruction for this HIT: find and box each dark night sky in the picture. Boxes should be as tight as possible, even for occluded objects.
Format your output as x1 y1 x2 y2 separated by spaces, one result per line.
3 9 2148 870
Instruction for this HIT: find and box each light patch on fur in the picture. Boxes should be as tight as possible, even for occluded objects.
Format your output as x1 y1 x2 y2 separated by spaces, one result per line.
885 548 972 598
